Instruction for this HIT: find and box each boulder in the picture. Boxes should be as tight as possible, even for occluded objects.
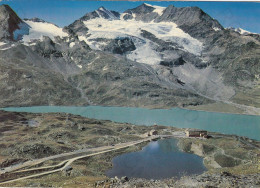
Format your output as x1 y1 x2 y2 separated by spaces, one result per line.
121 176 129 183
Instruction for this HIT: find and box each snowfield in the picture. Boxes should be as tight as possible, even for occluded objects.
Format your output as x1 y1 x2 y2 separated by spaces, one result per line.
21 20 68 44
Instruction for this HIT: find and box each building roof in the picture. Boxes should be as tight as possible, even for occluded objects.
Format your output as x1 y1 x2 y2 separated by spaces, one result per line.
185 128 207 132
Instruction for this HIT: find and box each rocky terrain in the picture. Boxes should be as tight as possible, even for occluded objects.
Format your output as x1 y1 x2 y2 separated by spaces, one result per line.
0 110 259 187
105 172 260 188
0 3 259 115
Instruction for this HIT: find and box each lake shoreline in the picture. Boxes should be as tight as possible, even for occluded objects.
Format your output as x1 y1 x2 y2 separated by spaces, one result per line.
1 101 260 116
1 105 260 140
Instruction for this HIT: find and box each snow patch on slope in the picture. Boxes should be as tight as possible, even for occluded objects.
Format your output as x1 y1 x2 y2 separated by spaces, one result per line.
235 28 252 35
77 64 82 69
213 27 220 31
127 40 161 65
0 44 15 51
120 13 127 20
95 10 102 18
0 42 6 46
78 35 104 50
149 21 203 55
69 42 75 48
21 20 68 44
228 27 257 35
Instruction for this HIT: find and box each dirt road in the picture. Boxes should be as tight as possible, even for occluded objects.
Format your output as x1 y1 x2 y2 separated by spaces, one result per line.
0 135 175 185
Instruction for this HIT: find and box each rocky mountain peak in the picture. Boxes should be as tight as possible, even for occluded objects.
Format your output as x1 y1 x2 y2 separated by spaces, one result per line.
157 5 219 25
65 6 120 34
154 5 223 40
124 3 155 15
95 6 120 20
0 4 23 40
97 6 106 12
123 3 162 22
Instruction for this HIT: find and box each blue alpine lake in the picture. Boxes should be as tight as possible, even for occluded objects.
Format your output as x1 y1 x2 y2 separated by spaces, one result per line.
106 138 207 179
1 106 260 140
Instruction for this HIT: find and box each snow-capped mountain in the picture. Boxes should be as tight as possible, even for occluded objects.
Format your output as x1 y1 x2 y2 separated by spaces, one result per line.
68 4 205 66
0 4 259 115
65 4 236 102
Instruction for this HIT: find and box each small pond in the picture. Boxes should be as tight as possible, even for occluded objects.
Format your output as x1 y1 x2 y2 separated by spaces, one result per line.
106 138 207 179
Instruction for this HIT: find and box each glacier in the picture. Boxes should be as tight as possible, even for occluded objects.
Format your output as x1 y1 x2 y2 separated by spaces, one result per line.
80 16 203 65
